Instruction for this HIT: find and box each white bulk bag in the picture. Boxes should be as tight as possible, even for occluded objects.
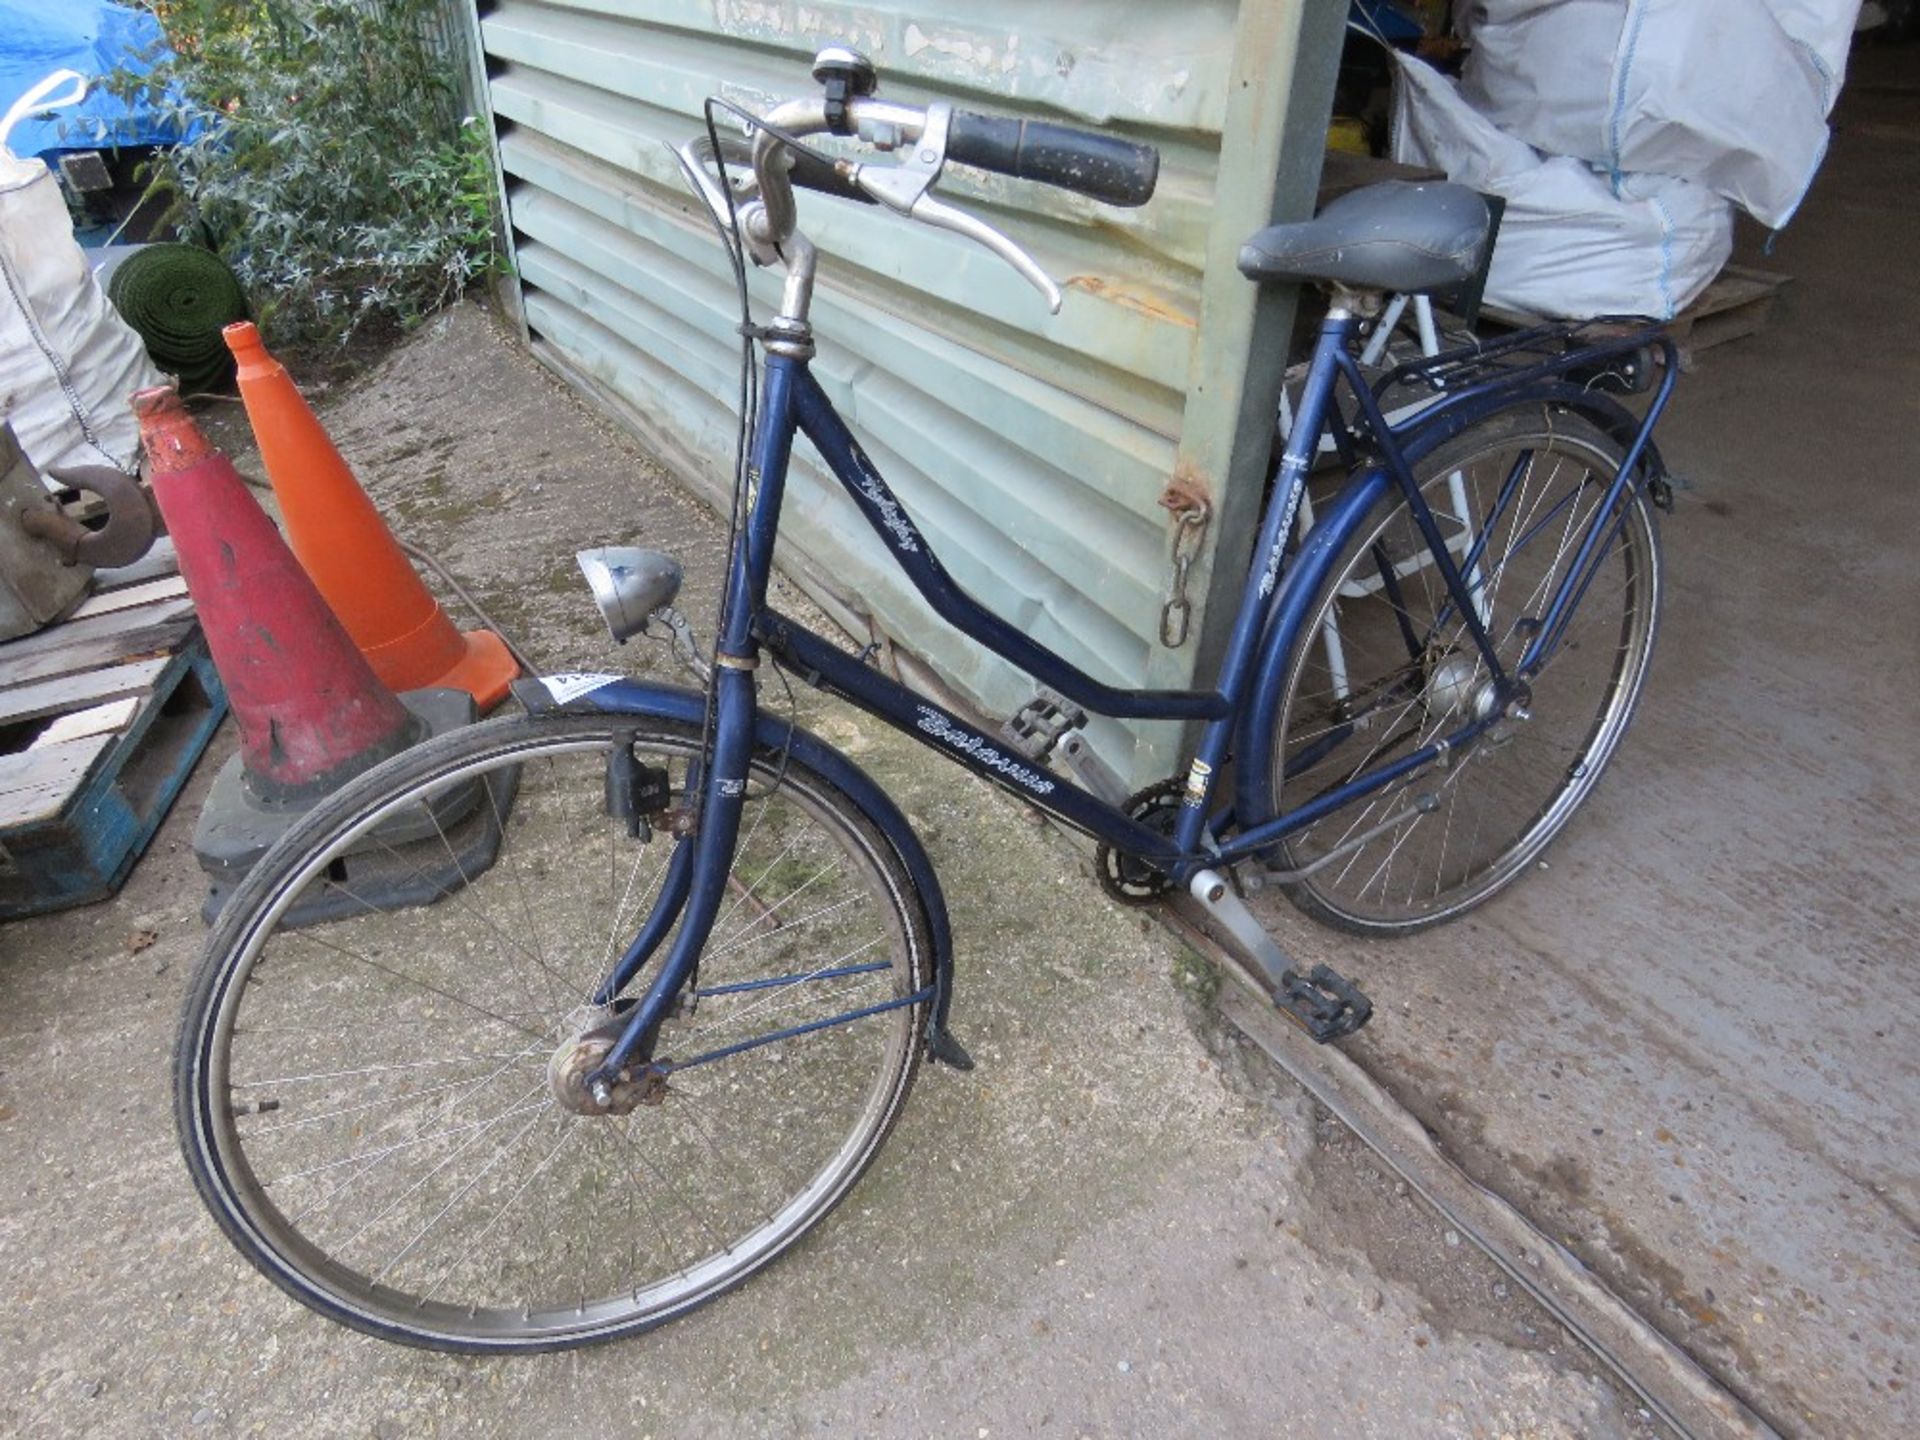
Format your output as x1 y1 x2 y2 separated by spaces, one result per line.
1458 0 1857 228
1765 0 1861 101
0 71 162 477
1392 53 1734 321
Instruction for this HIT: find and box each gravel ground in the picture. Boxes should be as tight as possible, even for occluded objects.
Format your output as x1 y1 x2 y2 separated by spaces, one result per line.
2 302 1661 1439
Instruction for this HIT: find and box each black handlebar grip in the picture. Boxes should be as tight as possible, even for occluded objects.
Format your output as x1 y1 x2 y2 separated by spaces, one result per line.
785 147 876 205
945 111 1158 207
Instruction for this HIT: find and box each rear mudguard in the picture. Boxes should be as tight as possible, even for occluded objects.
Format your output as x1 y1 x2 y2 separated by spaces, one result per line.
1231 384 1668 834
514 676 973 1071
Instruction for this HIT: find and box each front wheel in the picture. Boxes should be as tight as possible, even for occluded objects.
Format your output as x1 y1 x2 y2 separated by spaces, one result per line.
175 712 930 1352
1269 407 1662 935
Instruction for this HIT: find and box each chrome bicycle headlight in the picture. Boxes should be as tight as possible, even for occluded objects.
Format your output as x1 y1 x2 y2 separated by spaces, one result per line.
576 546 683 643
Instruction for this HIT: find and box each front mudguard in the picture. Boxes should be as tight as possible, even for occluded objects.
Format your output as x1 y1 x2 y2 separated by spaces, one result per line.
1230 384 1669 836
514 676 973 1070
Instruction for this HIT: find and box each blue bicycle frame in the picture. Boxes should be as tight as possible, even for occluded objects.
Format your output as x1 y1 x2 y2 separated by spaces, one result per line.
576 308 1680 1086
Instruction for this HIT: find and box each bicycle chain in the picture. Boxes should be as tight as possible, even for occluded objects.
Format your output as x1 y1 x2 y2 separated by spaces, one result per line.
1095 778 1187 906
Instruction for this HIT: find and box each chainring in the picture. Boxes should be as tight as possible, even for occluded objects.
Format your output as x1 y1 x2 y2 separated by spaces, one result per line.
1096 778 1186 906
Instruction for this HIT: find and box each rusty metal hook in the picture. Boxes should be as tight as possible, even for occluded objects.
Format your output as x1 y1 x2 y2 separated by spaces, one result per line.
21 464 158 570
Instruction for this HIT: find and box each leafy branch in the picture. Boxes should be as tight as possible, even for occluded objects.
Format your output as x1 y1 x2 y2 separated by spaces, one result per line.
113 0 505 349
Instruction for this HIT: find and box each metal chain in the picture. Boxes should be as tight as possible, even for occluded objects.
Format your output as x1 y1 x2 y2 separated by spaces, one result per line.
1158 499 1212 648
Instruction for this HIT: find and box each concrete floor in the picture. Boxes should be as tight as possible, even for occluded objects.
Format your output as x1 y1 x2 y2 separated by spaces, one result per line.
1247 46 1920 1440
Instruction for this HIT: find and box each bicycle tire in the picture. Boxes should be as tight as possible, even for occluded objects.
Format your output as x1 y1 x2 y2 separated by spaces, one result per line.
1268 405 1662 935
175 711 930 1352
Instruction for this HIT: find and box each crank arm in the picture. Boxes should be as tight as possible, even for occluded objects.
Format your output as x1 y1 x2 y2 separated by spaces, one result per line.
1188 868 1375 1043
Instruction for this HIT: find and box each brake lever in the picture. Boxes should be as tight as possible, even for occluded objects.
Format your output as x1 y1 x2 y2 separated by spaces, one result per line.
849 101 1064 315
903 193 1063 313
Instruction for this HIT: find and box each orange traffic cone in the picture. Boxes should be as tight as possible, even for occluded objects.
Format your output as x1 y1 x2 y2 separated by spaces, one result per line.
222 321 518 709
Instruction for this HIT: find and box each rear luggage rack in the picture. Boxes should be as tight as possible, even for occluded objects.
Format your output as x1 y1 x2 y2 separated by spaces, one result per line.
1372 317 1673 413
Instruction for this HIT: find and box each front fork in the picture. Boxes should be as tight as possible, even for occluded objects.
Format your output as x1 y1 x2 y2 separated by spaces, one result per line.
581 342 804 1091
584 663 760 1096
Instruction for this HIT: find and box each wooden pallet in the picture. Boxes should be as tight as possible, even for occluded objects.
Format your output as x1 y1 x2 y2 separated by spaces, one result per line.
0 538 228 920
1480 264 1791 365
1661 264 1791 360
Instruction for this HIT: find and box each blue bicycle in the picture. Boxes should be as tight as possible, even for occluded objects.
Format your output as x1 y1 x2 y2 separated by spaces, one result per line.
175 49 1677 1351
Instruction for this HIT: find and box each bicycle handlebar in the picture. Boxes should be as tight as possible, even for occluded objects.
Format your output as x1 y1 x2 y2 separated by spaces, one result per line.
945 112 1158 208
746 95 1158 245
785 145 876 206
711 64 1161 316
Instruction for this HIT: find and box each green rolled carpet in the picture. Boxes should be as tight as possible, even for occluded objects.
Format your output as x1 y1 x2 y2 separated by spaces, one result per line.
107 243 249 394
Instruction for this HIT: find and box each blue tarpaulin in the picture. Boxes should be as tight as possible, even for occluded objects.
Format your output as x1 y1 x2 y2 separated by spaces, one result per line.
1 0 188 157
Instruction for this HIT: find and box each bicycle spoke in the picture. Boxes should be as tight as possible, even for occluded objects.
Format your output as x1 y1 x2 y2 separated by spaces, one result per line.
276 1086 548 1194
247 1055 549 1137
372 1107 553 1283
417 1123 582 1303
284 926 548 1043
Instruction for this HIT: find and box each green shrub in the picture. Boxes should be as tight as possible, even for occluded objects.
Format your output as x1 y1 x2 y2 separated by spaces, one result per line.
119 0 505 349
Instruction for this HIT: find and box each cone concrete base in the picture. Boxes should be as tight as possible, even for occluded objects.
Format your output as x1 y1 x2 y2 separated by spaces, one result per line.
195 687 504 924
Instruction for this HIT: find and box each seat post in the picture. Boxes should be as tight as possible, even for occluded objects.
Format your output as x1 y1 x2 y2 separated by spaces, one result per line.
1326 283 1387 320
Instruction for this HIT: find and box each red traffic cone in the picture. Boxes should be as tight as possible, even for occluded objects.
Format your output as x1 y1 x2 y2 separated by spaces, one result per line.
135 385 418 799
134 386 484 919
223 322 518 709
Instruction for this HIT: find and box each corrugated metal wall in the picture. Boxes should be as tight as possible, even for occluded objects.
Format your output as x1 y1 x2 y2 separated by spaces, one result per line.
464 1 1339 786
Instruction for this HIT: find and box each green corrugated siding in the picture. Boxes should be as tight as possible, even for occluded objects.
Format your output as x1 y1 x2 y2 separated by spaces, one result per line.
466 0 1335 785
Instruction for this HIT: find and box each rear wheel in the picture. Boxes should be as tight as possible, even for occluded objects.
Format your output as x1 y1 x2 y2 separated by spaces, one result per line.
1269 407 1661 934
175 712 929 1351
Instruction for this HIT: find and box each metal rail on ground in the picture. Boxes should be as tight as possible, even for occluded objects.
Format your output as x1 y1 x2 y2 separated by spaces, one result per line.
1165 896 1782 1440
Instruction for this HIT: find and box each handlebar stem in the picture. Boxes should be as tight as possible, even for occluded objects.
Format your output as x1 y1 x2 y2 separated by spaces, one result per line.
748 98 829 249
748 96 931 248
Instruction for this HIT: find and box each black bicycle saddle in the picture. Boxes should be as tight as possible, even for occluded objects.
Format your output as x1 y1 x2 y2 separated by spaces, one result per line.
1238 181 1491 295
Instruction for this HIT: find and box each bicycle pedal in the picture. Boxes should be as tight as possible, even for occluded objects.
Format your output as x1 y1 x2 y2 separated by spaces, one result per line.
1274 964 1373 1043
1001 686 1086 761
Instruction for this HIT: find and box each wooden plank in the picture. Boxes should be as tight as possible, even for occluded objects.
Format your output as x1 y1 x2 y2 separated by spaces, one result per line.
1665 265 1788 356
1690 264 1786 313
0 657 169 727
0 596 196 668
69 575 189 620
1686 301 1776 353
0 733 113 828
1317 150 1442 202
31 697 142 749
0 617 197 690
92 536 179 592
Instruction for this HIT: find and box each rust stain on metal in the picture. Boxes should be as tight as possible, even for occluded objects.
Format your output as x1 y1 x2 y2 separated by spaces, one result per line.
1159 462 1211 516
1063 275 1199 329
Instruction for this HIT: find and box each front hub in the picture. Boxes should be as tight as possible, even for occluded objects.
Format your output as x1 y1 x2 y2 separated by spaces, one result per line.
547 1010 667 1116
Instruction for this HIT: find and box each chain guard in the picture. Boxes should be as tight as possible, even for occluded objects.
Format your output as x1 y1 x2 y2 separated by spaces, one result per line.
1096 778 1186 906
